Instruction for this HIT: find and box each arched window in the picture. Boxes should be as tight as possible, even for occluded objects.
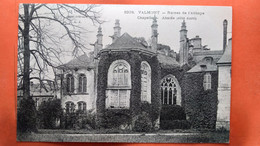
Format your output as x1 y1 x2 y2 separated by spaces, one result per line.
77 101 86 112
161 75 181 105
141 61 151 103
108 61 130 87
66 74 74 93
78 74 87 93
106 60 131 109
65 101 75 113
203 73 211 90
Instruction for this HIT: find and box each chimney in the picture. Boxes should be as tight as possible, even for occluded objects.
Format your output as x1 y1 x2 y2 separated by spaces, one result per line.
151 16 158 51
179 20 188 66
227 38 232 51
223 19 228 52
110 19 121 43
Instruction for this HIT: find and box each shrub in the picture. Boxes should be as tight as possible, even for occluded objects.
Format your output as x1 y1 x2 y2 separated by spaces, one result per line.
160 104 186 121
102 109 131 129
160 120 191 130
62 110 96 130
133 112 152 132
160 105 189 130
17 98 37 133
37 99 62 129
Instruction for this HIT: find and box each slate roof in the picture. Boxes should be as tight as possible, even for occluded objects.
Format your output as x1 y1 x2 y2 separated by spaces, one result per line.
218 38 232 64
59 54 95 69
104 32 179 68
187 56 220 73
61 32 180 70
192 50 223 63
104 33 156 54
193 50 223 56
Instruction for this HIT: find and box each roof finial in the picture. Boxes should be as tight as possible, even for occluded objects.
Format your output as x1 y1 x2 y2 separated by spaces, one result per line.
153 15 157 21
181 20 186 30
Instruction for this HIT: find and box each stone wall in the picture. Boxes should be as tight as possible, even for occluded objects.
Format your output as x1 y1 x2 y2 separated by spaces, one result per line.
61 68 95 111
216 65 231 130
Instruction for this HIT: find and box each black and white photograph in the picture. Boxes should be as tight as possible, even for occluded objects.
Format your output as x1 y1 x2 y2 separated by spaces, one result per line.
16 4 232 143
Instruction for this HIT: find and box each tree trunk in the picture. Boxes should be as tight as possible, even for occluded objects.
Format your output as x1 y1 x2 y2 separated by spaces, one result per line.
23 4 31 99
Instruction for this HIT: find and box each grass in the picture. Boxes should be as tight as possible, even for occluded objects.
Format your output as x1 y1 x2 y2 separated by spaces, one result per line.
17 129 229 143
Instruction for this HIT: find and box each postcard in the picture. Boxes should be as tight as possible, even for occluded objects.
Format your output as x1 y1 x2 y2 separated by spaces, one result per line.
17 4 232 143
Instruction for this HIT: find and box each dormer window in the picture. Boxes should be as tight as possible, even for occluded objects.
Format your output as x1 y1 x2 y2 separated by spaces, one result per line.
200 64 207 71
203 57 213 64
203 73 211 90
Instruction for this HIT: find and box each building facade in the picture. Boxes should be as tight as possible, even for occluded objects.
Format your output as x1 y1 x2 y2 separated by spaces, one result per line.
56 18 231 130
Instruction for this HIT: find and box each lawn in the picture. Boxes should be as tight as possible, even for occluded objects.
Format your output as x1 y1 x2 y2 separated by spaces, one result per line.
17 129 229 143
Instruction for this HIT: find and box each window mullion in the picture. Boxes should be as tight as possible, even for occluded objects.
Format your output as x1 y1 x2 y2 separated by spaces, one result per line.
162 87 165 104
117 90 120 108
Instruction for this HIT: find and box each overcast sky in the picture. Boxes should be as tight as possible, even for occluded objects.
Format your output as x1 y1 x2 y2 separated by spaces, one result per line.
18 4 232 80
87 5 232 53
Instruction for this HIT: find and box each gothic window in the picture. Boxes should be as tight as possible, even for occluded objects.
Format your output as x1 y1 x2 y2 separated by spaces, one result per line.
77 101 86 112
141 61 151 103
110 62 129 86
161 76 179 105
203 73 211 90
66 74 74 93
106 60 131 109
78 74 87 93
65 101 75 113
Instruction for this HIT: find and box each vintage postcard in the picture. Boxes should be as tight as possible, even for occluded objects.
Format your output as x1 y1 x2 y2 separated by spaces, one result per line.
17 4 232 143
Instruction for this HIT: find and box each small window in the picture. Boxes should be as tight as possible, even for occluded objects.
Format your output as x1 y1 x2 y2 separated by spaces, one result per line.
66 74 74 93
77 101 86 112
65 101 75 113
78 74 87 93
203 73 211 90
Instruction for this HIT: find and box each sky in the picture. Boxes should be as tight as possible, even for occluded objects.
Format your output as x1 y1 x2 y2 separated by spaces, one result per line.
18 4 232 80
88 5 232 53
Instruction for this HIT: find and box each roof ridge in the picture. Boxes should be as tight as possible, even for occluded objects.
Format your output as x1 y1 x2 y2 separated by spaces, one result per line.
105 32 146 50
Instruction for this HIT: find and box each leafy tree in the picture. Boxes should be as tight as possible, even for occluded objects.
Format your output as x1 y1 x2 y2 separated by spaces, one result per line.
37 99 63 129
17 4 102 132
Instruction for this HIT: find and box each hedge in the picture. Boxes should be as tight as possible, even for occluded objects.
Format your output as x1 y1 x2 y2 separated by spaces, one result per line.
160 105 186 121
160 120 191 130
17 98 37 133
182 71 218 129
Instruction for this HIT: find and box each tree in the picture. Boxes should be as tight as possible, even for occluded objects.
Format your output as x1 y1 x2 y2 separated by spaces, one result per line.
37 99 63 129
17 4 102 132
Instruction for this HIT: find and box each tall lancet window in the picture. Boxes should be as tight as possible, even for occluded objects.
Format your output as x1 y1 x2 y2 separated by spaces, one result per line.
106 60 131 109
78 74 87 93
141 61 151 103
66 74 74 93
161 75 181 105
